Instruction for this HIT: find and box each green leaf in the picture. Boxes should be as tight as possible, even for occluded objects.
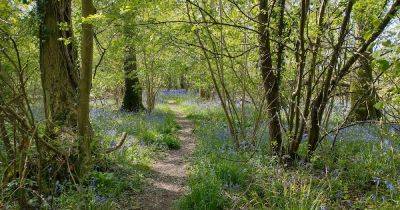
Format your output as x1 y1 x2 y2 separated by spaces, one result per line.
376 59 390 71
382 40 392 47
363 31 373 40
374 101 385 110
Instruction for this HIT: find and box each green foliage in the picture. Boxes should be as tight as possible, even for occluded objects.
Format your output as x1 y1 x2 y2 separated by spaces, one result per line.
213 159 249 188
177 95 400 209
159 115 181 134
55 104 183 208
160 134 181 150
178 165 228 210
89 171 135 197
56 185 117 210
139 129 159 144
2 0 400 209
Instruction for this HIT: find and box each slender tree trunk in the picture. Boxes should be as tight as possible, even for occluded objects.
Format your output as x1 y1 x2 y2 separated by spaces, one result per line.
38 0 78 129
77 0 95 176
259 0 283 155
0 115 13 160
290 0 328 157
307 0 355 158
121 43 144 112
307 0 400 158
288 0 309 143
180 74 187 90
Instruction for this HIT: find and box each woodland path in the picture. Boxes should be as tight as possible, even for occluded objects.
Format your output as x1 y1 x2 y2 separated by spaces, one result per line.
137 104 196 210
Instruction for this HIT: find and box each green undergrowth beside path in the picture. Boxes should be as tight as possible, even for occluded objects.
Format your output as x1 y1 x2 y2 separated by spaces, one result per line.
176 97 400 210
57 103 181 209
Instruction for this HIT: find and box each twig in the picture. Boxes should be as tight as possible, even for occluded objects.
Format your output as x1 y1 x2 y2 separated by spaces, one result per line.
105 132 128 154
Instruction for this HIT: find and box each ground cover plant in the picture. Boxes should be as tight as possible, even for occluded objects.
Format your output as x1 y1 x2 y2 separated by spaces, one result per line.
1 0 400 209
178 95 400 209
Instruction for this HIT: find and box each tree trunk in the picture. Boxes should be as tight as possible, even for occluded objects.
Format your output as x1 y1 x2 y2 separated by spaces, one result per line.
349 23 381 121
259 0 283 155
121 43 144 112
290 0 328 157
307 0 355 158
199 87 211 99
0 115 13 160
307 0 400 158
38 0 78 129
180 74 187 90
0 63 13 161
77 0 95 177
349 50 381 121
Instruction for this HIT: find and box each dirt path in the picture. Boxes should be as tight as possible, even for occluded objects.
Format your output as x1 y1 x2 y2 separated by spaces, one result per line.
137 104 196 210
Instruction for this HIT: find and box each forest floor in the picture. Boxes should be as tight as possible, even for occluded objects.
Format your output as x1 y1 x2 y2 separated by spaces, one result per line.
137 103 196 209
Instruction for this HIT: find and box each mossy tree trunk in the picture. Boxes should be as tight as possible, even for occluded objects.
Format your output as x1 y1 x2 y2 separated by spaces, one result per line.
0 114 13 160
121 37 144 112
77 0 95 177
38 0 78 129
0 64 13 160
349 23 381 121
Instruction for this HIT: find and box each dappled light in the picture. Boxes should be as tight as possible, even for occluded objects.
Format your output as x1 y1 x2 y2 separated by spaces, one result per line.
1 0 400 209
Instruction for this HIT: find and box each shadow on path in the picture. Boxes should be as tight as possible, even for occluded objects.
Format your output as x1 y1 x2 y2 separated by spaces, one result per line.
137 104 196 210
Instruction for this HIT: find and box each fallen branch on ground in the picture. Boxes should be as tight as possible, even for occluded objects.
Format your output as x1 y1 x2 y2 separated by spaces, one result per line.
105 132 128 154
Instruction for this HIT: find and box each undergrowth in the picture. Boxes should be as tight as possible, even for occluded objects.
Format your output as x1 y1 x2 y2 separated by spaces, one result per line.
177 97 400 210
54 104 181 209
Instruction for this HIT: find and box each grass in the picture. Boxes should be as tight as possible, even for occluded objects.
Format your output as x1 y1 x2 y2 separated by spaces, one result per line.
55 102 182 209
176 95 400 209
3 93 398 209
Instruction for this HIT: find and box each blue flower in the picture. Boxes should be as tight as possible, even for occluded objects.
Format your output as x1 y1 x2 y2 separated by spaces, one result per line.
385 180 395 191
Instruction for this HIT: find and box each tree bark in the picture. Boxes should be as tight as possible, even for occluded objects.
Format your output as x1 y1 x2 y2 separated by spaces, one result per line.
0 63 13 160
180 74 187 90
290 0 328 157
307 0 355 158
77 0 95 176
349 23 381 121
0 115 13 160
307 0 400 158
349 50 381 121
38 0 78 129
288 0 309 150
259 0 283 155
121 43 144 112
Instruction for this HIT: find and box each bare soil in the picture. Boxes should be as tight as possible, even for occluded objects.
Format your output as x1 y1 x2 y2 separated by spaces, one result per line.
137 104 196 210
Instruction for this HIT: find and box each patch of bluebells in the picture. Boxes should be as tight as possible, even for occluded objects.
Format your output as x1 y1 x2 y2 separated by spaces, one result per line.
216 129 230 142
105 129 117 137
90 108 121 120
160 89 188 96
94 195 108 204
294 124 399 153
144 112 166 124
335 125 381 142
91 105 174 151
372 177 397 197
156 89 189 103
332 125 399 151
191 96 399 154
199 100 220 109
182 99 220 111
31 103 45 122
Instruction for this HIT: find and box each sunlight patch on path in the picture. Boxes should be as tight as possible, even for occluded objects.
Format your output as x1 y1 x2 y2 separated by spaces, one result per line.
137 104 196 210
